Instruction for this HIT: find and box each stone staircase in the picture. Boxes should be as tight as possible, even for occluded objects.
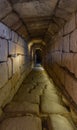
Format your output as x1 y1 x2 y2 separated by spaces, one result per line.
0 67 77 130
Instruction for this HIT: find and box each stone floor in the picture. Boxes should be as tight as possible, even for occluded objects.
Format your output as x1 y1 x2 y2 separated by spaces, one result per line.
0 65 77 130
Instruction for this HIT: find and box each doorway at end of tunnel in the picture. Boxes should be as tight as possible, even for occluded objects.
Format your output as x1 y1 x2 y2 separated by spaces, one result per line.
34 49 42 65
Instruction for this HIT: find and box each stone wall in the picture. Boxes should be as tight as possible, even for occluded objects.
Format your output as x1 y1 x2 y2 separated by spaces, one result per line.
0 22 31 111
45 13 77 109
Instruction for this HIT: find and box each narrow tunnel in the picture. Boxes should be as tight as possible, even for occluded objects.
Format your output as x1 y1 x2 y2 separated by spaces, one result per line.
34 49 42 65
0 0 77 130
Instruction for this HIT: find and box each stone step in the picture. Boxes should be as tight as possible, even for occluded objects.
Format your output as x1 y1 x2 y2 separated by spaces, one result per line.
4 101 39 115
48 114 76 130
41 94 62 104
41 96 69 115
1 68 77 129
13 93 40 104
0 116 42 130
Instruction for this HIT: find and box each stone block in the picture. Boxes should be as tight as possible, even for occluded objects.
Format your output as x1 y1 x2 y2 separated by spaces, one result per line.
55 51 62 65
51 41 57 52
70 29 77 52
51 52 55 64
41 93 61 104
58 28 63 36
0 62 8 88
0 22 11 39
58 68 65 85
0 70 29 108
0 116 42 130
9 41 16 55
49 114 74 130
4 101 39 115
14 93 40 104
65 73 77 104
62 53 67 67
24 41 27 48
20 64 26 74
2 12 19 27
58 0 77 13
73 54 77 78
8 71 28 103
16 44 25 55
3 87 15 107
0 0 12 20
65 73 73 95
51 51 62 65
64 14 75 35
16 44 21 54
18 36 25 47
53 65 65 85
11 20 22 31
54 37 63 51
41 95 68 114
0 108 3 117
11 72 20 90
12 56 20 74
71 79 77 104
62 53 74 73
63 35 69 52
48 22 59 35
7 58 12 79
20 58 27 74
70 108 77 125
0 38 8 61
58 37 63 51
11 31 18 43
75 11 77 27
55 8 72 21
0 80 12 107
19 55 26 65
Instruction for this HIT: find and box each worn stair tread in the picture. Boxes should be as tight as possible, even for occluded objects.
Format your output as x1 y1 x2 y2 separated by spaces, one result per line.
4 101 39 115
41 94 62 104
13 93 40 104
41 98 69 114
30 88 43 95
0 68 77 129
49 114 75 130
0 116 42 130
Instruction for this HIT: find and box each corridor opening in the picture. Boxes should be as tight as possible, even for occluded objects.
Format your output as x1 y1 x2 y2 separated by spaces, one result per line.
34 49 42 65
0 0 77 129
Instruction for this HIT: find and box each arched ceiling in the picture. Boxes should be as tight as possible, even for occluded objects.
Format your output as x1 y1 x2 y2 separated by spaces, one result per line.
28 39 45 52
1 0 77 43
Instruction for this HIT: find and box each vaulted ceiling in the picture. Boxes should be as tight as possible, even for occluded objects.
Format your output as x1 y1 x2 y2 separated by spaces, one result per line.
0 0 77 43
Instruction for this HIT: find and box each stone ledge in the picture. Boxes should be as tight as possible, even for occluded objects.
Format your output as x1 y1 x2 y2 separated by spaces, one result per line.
0 67 31 109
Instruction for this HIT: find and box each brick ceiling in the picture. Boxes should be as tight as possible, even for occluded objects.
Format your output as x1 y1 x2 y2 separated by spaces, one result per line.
0 0 77 42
